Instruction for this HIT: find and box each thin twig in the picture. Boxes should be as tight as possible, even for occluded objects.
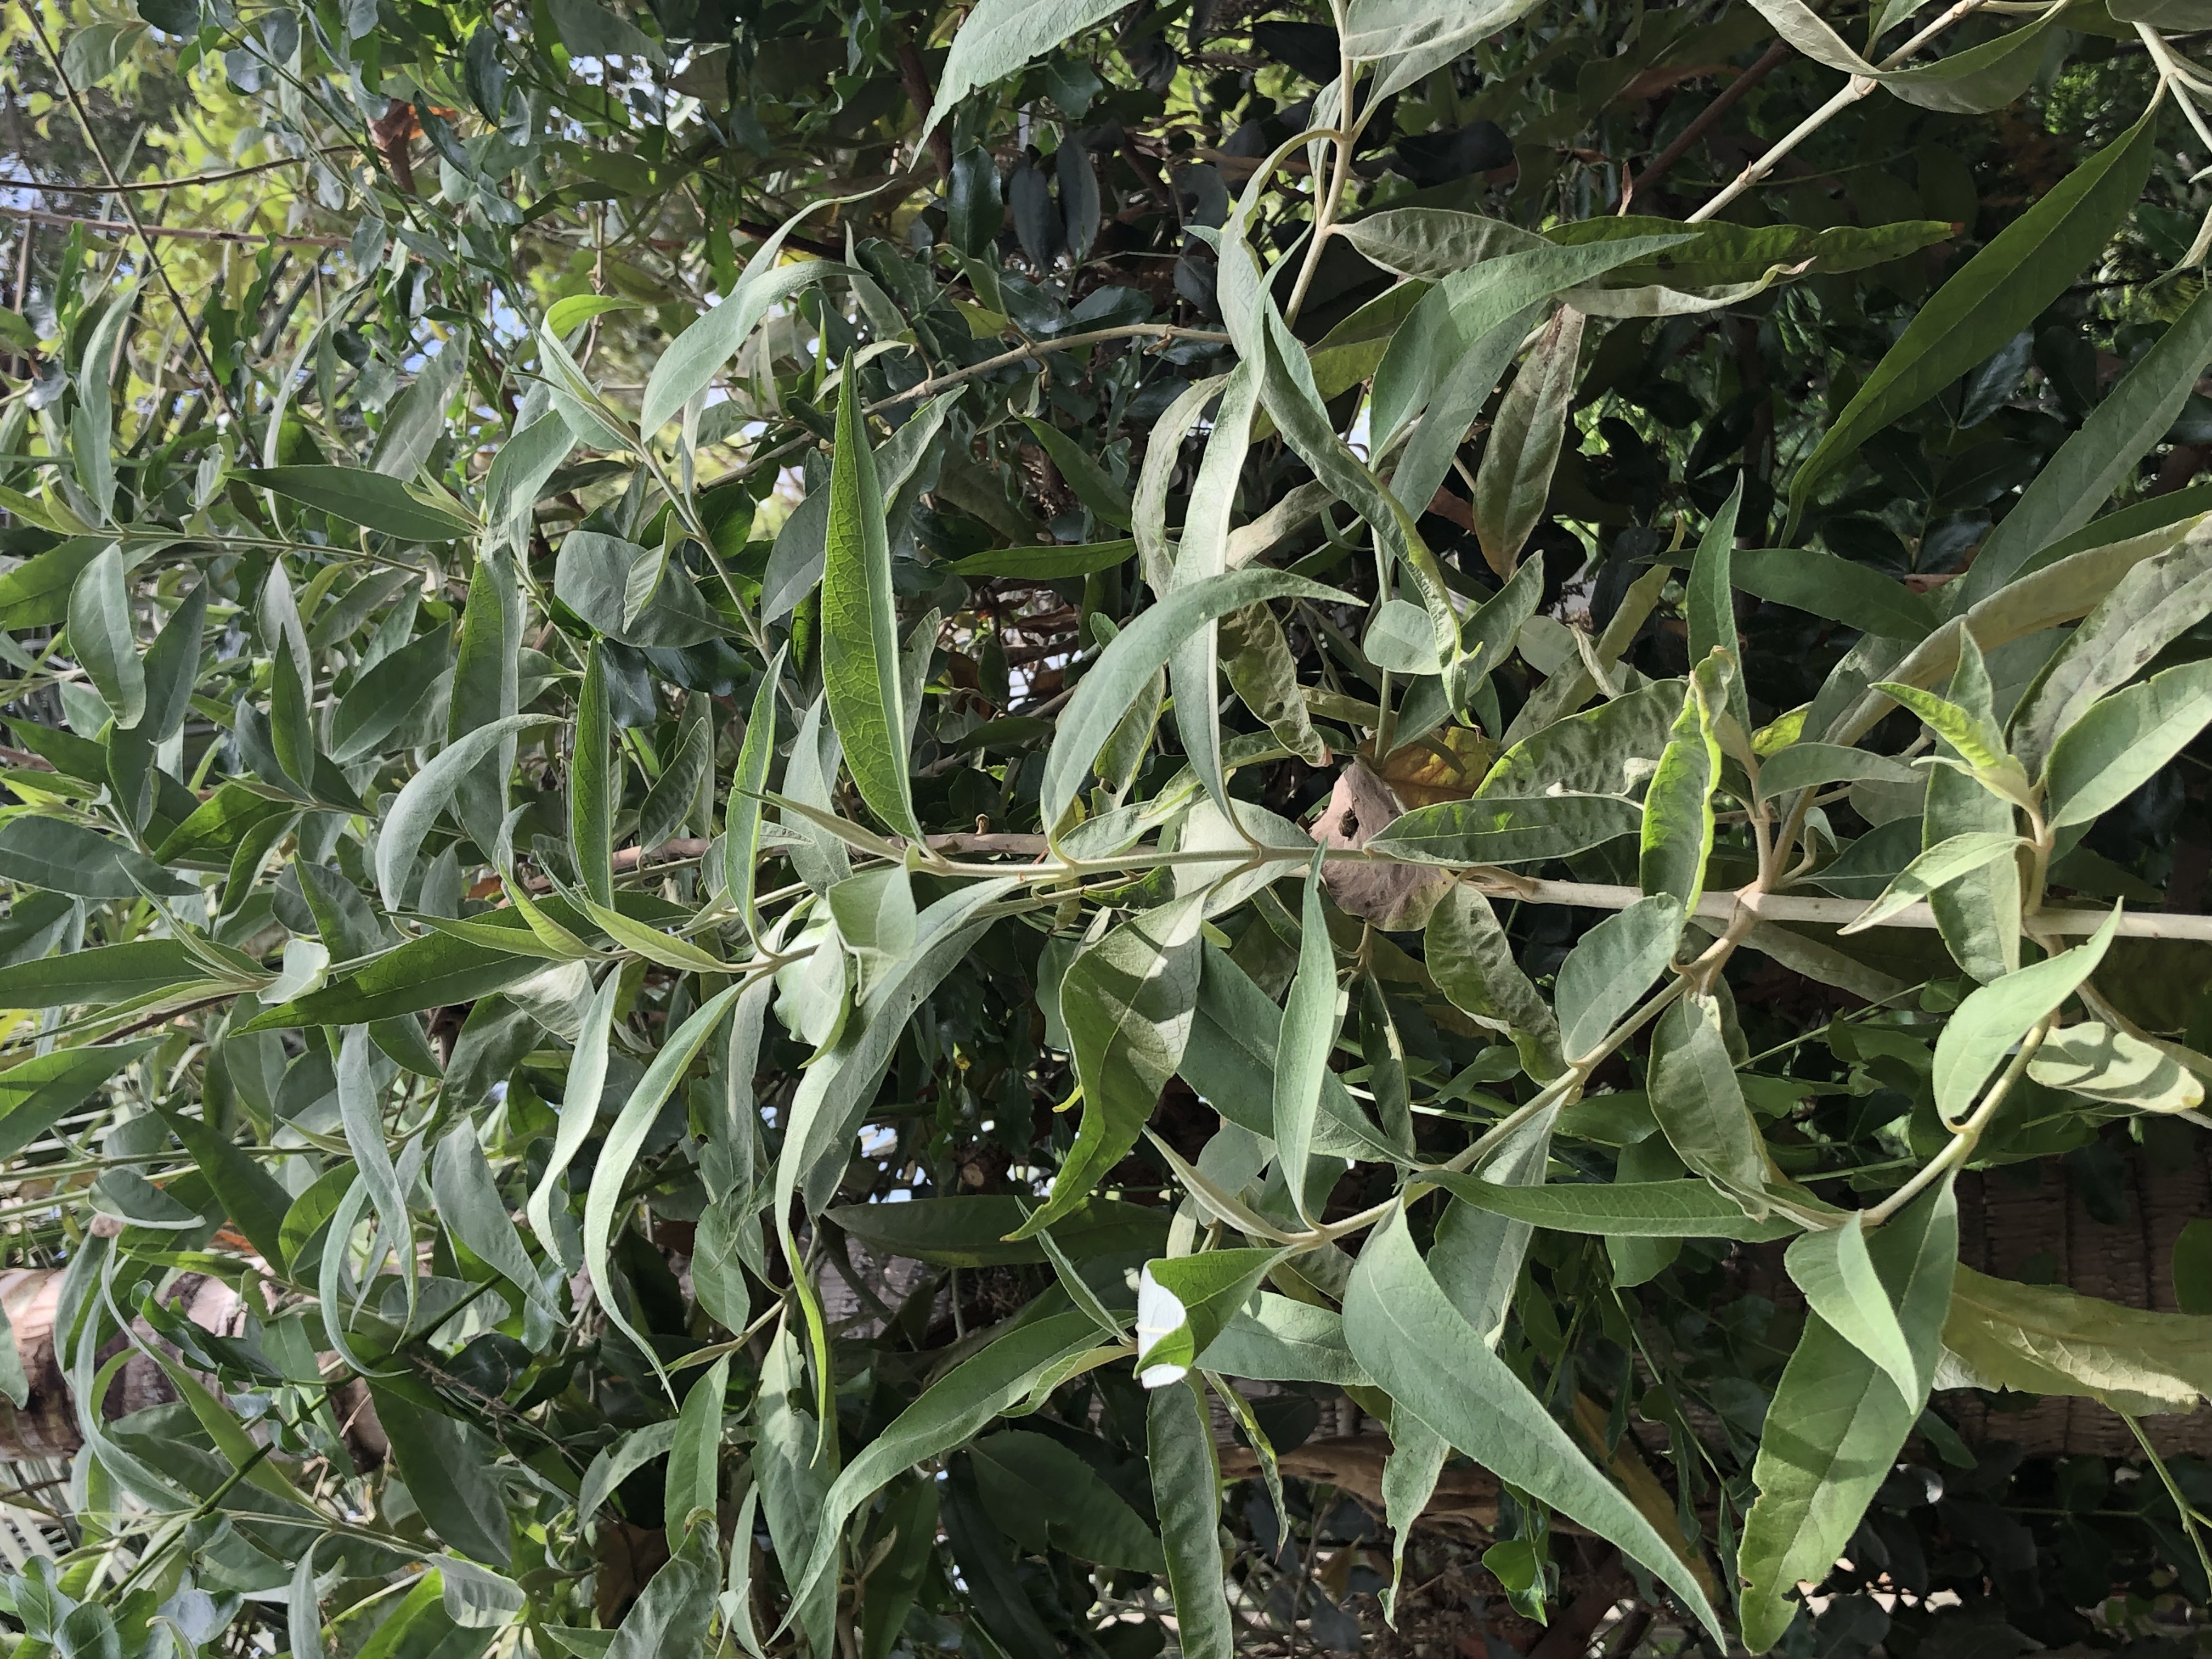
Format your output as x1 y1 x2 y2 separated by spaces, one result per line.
1618 40 1792 212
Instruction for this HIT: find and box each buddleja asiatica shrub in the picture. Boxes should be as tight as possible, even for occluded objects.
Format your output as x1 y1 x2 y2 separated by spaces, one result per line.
4 0 2212 1653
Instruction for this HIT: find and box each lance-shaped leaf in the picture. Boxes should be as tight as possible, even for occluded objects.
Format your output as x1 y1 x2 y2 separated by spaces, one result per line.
1426 882 1567 1079
1940 1264 2212 1414
1931 907 2119 1125
664 1354 727 1536
1554 894 1683 1064
1786 1213 1920 1402
1737 1180 1957 1652
571 642 614 908
1685 478 1748 732
1965 289 2212 604
1786 110 2155 530
1839 831 2023 935
722 647 783 932
1368 793 1645 866
1648 992 1773 1214
66 546 144 728
1147 1376 1235 1659
1344 1207 1724 1639
1169 360 1262 820
1470 306 1583 579
585 983 746 1389
1640 663 1723 915
1014 893 1206 1237
2028 1020 2205 1114
2045 660 2212 828
787 1310 1103 1611
245 466 479 541
375 714 545 910
605 1518 719 1659
822 367 922 840
2009 532 2212 772
1273 852 1338 1223
1427 1173 1799 1240
1040 569 1350 833
1732 548 1938 642
433 1125 554 1317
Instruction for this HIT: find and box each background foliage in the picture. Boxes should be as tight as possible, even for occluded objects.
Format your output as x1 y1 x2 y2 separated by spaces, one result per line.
2 0 2212 1655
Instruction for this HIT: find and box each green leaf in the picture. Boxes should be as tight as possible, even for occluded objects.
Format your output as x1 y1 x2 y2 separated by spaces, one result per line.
432 1126 553 1316
721 647 782 932
1135 1248 1285 1386
1747 0 2061 111
1755 741 1920 800
1546 217 1958 287
1169 362 1265 817
640 218 844 435
664 1353 726 1536
586 982 746 1387
822 366 922 840
1916 637 2023 983
1273 854 1338 1223
1040 569 1348 833
572 641 614 907
483 411 576 532
1838 831 2022 935
1196 1293 1374 1385
1344 1207 1724 1640
546 294 639 336
1648 992 1773 1212
1965 291 2212 603
946 540 1136 578
2011 534 2212 774
2027 1020 2205 1114
788 1310 1104 1611
1786 1213 1921 1402
1732 548 1938 642
2045 660 2212 827
1367 793 1645 866
1470 306 1583 578
1687 479 1749 729
926 0 1127 129
1737 1180 1957 1652
1146 1376 1235 1659
1873 681 2009 772
1932 907 2120 1125
367 1379 515 1565
1639 664 1723 915
1479 678 1681 799
1019 417 1133 527
0 815 196 898
1554 894 1683 1063
375 714 545 909
1017 893 1205 1236
972 1430 1164 1571
0 940 205 1008
1373 236 1690 451
0 1039 160 1161
1786 109 2157 530
1426 882 1567 1079
1940 1263 2212 1414
606 1519 718 1659
330 621 454 763
826 1195 1169 1267
66 545 143 727
159 1104 292 1272
555 532 730 648
245 926 543 1030
1426 1173 1798 1240
244 466 479 541
1181 947 1403 1165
